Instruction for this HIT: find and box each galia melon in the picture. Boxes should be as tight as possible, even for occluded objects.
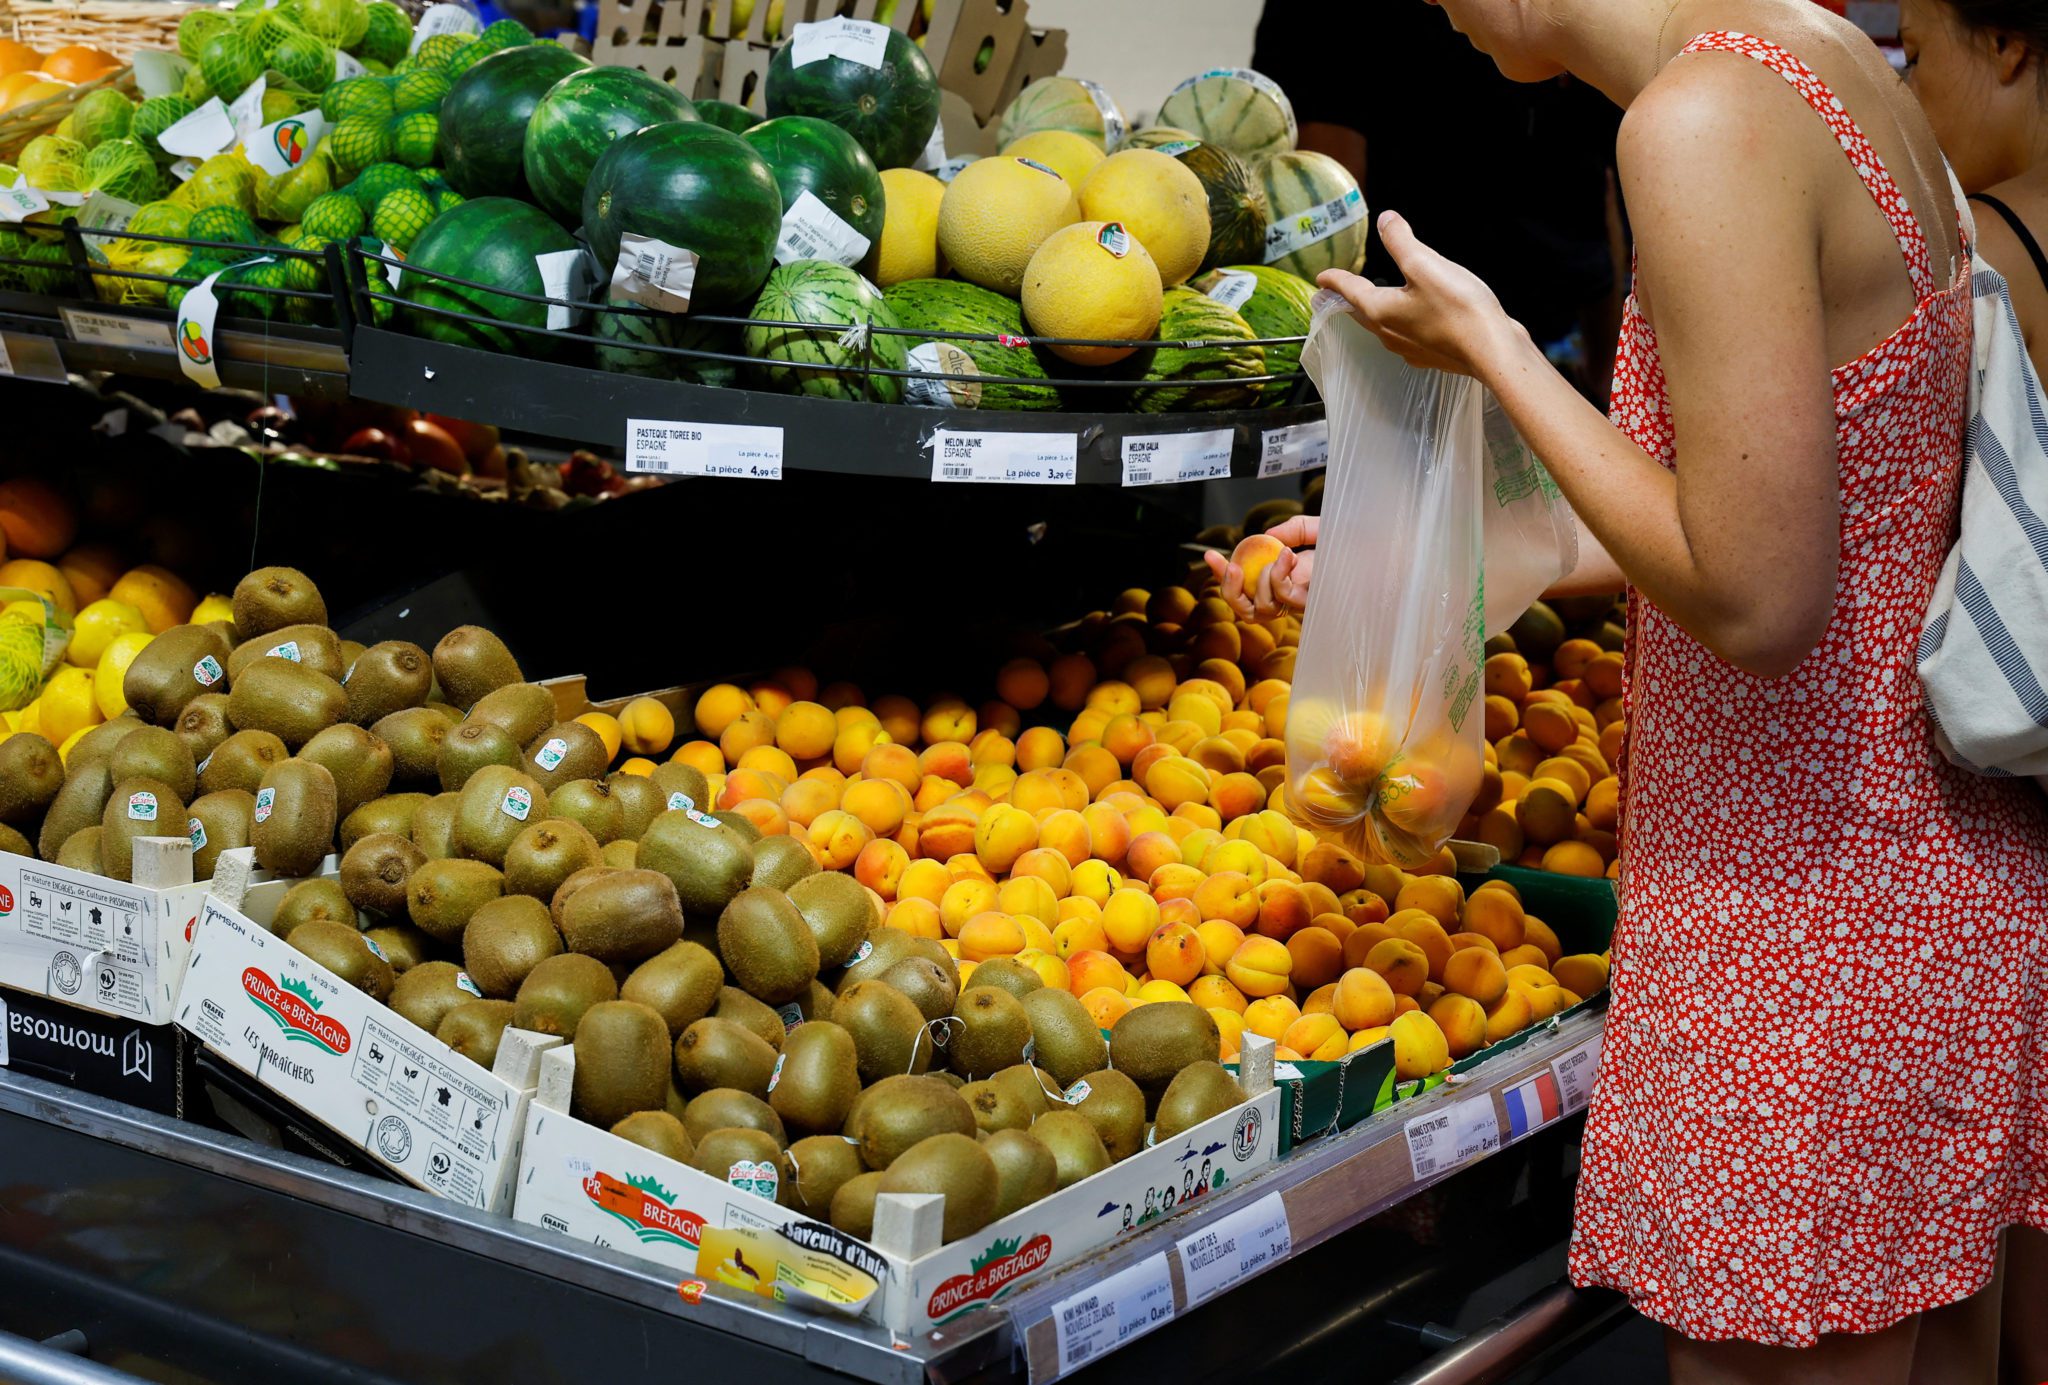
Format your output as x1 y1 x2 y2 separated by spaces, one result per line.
1076 149 1209 288
936 155 1079 297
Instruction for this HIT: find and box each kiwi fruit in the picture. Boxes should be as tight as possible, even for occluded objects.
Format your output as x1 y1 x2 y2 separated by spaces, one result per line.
439 999 516 1071
122 623 232 725
570 999 671 1129
288 919 394 1001
681 1089 786 1148
548 864 615 932
836 980 932 1084
829 1171 884 1237
548 779 624 845
38 760 113 860
99 777 187 882
648 761 709 811
433 626 522 711
197 729 287 796
389 960 485 1034
637 810 754 919
0 823 30 858
611 1110 695 1163
56 827 103 872
406 857 504 942
294 724 393 822
673 1017 778 1098
879 957 957 1023
173 694 232 768
410 791 461 858
984 1129 1058 1219
793 978 837 1025
63 716 140 772
186 789 252 879
748 833 819 892
233 566 326 639
959 1078 1032 1134
523 722 609 794
1029 1110 1112 1187
1153 1062 1247 1143
453 765 549 867
711 811 761 844
372 706 452 785
784 1135 864 1219
835 927 916 994
228 658 348 750
227 624 344 683
949 986 1032 1079
512 952 617 1039
692 1128 788 1204
1108 1003 1222 1110
880 1133 998 1242
716 887 819 1004
855 1073 977 1171
438 720 520 792
339 832 425 916
463 682 554 747
603 772 664 840
503 817 600 899
365 923 434 973
620 941 723 1038
1021 988 1108 1088
270 877 355 936
964 956 1043 1000
768 1020 860 1136
0 732 63 826
990 1064 1061 1120
599 840 639 869
250 760 336 878
1067 1068 1146 1161
558 868 684 963
341 792 428 850
784 872 873 969
462 894 562 997
346 640 433 725
712 987 789 1051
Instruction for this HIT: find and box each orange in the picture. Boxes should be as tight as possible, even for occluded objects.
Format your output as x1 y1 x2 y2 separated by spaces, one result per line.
39 45 118 83
0 40 45 78
0 558 76 617
3 77 70 111
107 565 194 633
0 478 77 558
55 543 122 607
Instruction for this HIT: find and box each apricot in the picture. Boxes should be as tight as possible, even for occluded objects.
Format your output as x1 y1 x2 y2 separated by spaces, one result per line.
1364 937 1429 996
1300 879 1341 919
807 809 872 869
1052 914 1109 959
1394 911 1455 982
890 859 946 907
1212 1009 1246 1061
1210 770 1266 822
1442 945 1509 1006
1147 863 1206 905
1166 693 1223 740
1517 779 1578 846
1287 926 1345 991
1079 986 1133 1028
886 896 944 939
1198 658 1248 706
1029 808 1087 868
1189 974 1247 1014
967 803 1033 873
1124 831 1179 882
1521 915 1563 964
998 877 1058 929
1252 879 1313 941
843 778 910 838
917 743 969 788
1282 1013 1349 1061
1146 922 1206 986
1076 803 1127 865
1349 1026 1391 1052
1342 891 1391 928
1553 953 1610 997
1331 967 1396 1031
1483 694 1520 741
740 743 801 783
1224 935 1293 998
1101 888 1162 952
1200 837 1263 881
1059 747 1118 800
1475 804 1525 860
1542 841 1606 877
1068 859 1121 908
1428 993 1488 1059
1484 653 1532 701
1195 919 1245 975
853 839 909 898
1342 922 1399 971
1599 720 1627 767
1505 964 1559 993
1495 733 1544 777
1390 1010 1451 1080
779 776 840 829
1242 995 1301 1043
939 877 998 937
1394 875 1464 931
671 740 727 779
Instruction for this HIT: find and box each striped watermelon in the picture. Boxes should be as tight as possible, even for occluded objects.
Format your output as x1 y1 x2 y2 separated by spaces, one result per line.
1257 150 1367 280
742 260 908 403
582 122 783 310
694 99 756 135
1192 264 1313 403
883 277 1062 411
996 76 1127 152
595 297 741 388
438 43 589 201
1157 68 1297 164
524 66 697 225
1136 287 1264 412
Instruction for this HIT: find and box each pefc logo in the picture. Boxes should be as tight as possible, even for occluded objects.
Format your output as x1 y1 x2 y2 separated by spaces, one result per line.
179 318 211 364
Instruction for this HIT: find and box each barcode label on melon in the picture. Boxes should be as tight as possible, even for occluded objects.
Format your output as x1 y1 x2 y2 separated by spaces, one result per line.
535 247 595 331
1263 187 1366 264
1169 67 1298 145
1205 270 1258 312
905 342 982 409
610 232 697 314
790 17 889 68
774 189 871 269
1077 78 1126 151
625 418 784 480
931 429 1077 485
1122 428 1234 487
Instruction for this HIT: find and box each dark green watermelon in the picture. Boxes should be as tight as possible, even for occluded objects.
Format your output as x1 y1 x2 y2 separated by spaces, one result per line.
741 114 885 251
395 196 581 357
765 28 939 171
524 66 697 225
582 122 782 310
694 99 756 135
595 296 742 387
437 42 588 201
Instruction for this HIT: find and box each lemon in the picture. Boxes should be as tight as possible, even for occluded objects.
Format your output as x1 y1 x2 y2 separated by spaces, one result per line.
1000 130 1104 189
875 167 947 287
191 593 234 625
0 599 43 624
1077 149 1211 287
575 711 623 761
94 629 154 721
67 598 147 668
937 155 1081 296
58 723 93 763
1021 220 1164 366
16 699 39 737
39 665 101 746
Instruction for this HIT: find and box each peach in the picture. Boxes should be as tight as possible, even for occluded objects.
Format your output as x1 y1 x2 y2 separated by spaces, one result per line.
1390 1010 1451 1080
1147 862 1206 904
1241 995 1301 1043
972 803 1037 873
1062 746 1120 799
1286 926 1344 991
1364 937 1429 996
854 839 909 898
1331 967 1396 1031
886 896 943 939
1052 914 1109 959
1146 922 1206 986
1079 986 1132 1028
1100 888 1162 953
1014 726 1066 772
1283 1013 1349 1061
1462 889 1527 952
1252 880 1313 941
1225 935 1293 998
807 810 872 869
1191 871 1259 928
1483 987 1536 1043
939 877 999 937
1428 993 1488 1059
841 778 909 837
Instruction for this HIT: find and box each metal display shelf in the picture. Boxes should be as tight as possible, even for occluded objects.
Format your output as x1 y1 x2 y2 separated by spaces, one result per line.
0 1008 1605 1384
0 290 351 398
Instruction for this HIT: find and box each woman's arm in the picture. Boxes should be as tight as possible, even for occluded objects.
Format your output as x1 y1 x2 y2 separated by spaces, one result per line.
1321 62 1842 677
1547 517 1625 598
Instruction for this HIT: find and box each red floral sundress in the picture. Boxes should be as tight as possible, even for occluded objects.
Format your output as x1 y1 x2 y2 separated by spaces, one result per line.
1567 32 2048 1345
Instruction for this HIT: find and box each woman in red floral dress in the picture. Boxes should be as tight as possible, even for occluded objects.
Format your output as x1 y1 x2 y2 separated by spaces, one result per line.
1215 0 2048 1377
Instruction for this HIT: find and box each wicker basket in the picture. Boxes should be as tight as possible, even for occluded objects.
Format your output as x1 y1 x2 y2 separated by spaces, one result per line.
0 63 135 160
6 0 192 60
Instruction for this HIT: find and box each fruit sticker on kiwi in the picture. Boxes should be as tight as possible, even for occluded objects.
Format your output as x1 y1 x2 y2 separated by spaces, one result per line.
790 16 889 69
774 1003 804 1032
364 937 389 962
267 640 302 663
188 818 207 851
196 752 212 775
253 787 275 823
767 1053 787 1092
685 807 723 831
500 787 533 822
192 655 223 686
125 791 158 822
534 738 569 772
726 1158 779 1201
1096 222 1132 259
1064 1078 1092 1105
456 971 483 998
665 792 696 813
847 939 873 967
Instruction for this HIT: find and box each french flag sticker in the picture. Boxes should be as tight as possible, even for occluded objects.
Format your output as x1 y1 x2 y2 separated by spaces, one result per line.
1503 1072 1563 1141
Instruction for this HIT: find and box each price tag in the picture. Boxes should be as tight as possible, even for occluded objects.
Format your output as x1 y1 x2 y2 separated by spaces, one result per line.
1551 1033 1604 1111
411 2 482 52
157 98 237 159
790 17 889 68
64 308 177 352
246 110 327 177
774 188 871 268
0 184 48 224
535 246 595 331
1403 1097 1500 1181
610 231 697 313
1258 419 1328 478
625 418 784 480
1175 1191 1290 1308
78 192 140 234
1052 1252 1175 1373
1121 428 1233 486
1263 186 1366 265
931 428 1077 485
333 49 367 80
1204 269 1257 312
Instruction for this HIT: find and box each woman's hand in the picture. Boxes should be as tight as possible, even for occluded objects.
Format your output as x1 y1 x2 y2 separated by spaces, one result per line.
1315 211 1530 380
1204 515 1318 619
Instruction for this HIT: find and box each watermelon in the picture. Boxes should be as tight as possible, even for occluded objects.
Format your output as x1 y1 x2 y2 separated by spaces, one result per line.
1136 287 1264 412
744 260 907 402
1157 68 1297 164
1256 150 1367 280
395 195 580 357
582 122 782 310
765 26 939 171
741 115 884 252
694 99 755 135
595 297 741 388
524 66 696 226
437 42 588 200
996 76 1126 152
1192 264 1312 402
882 278 1062 411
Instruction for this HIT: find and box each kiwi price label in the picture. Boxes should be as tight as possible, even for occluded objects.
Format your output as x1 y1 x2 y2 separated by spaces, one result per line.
192 655 224 686
500 787 533 822
774 189 871 269
253 787 275 823
456 972 484 998
364 937 389 961
774 1003 804 1032
665 792 696 813
127 792 158 822
931 429 1078 486
533 738 568 772
768 1053 787 1092
1257 419 1328 479
1052 1252 1175 1373
847 939 874 967
789 17 890 69
1063 1078 1092 1105
684 807 723 831
1121 429 1233 487
624 419 783 481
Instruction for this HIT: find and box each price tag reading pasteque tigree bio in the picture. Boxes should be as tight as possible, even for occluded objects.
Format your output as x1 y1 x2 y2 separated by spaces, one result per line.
931 429 1077 485
625 419 784 480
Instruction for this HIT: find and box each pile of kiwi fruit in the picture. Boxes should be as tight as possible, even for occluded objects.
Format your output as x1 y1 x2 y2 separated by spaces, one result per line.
0 565 1250 1246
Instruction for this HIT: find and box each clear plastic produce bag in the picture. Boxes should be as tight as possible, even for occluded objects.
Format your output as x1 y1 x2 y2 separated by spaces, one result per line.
1284 297 1575 865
